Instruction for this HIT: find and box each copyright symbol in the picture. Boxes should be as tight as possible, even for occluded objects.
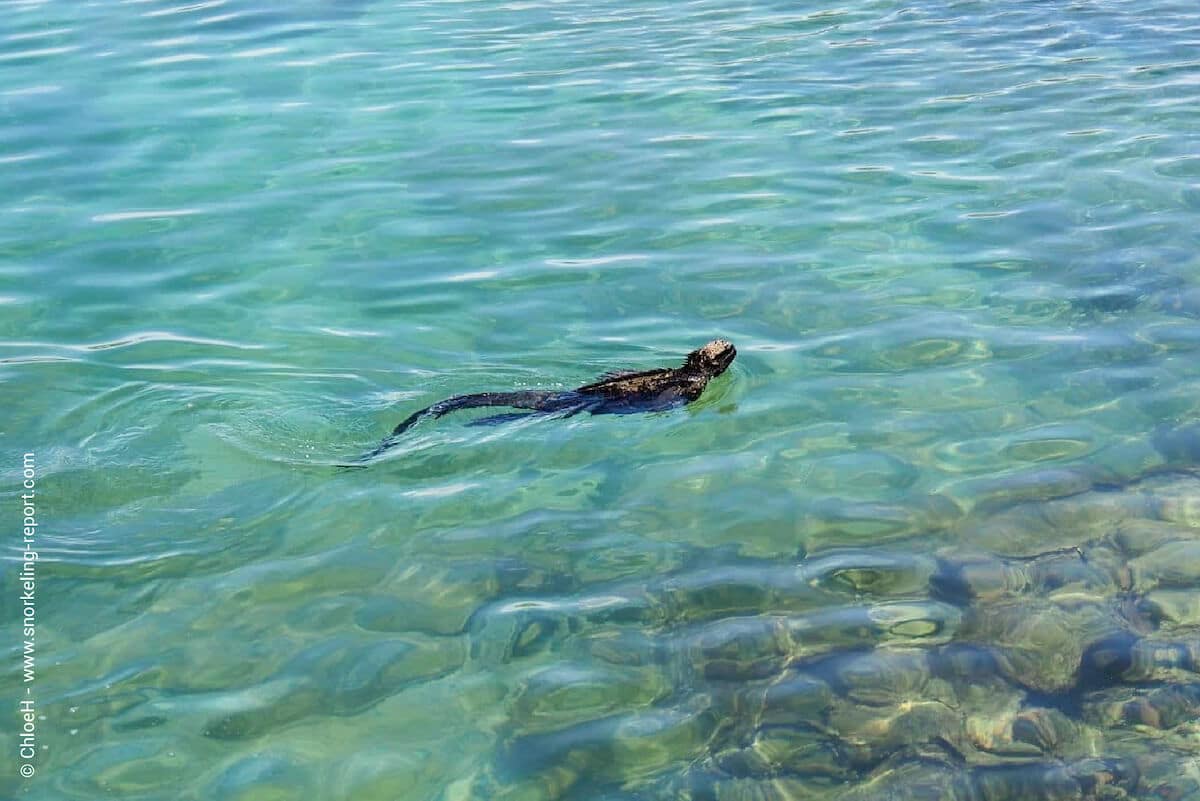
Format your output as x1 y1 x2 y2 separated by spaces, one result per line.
20 763 34 777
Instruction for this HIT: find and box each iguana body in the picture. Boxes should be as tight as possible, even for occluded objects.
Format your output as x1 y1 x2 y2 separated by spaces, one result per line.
363 339 735 459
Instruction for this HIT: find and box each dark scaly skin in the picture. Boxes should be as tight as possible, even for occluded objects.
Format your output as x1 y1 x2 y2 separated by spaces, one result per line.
361 339 735 460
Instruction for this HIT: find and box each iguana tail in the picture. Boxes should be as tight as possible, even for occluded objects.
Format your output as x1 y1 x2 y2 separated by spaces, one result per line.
344 390 574 465
390 391 563 436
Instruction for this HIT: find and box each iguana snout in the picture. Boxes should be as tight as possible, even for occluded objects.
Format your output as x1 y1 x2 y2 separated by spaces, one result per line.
686 339 737 377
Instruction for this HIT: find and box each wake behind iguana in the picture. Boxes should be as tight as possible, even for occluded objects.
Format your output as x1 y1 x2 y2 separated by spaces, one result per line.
361 339 735 460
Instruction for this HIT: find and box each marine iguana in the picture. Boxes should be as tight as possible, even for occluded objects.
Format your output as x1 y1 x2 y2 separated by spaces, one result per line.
361 339 735 459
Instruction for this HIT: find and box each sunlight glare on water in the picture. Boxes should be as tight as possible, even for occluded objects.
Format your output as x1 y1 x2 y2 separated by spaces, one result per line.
2 0 1200 799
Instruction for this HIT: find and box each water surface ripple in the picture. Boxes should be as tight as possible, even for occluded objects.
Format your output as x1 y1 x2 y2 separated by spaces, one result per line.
2 0 1200 799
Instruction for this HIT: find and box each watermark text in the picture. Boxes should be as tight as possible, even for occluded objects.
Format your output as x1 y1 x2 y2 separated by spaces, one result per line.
18 451 38 778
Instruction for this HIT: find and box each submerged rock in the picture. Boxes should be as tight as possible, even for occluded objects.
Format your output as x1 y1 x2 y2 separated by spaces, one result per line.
841 756 1139 801
1079 632 1199 687
961 600 1123 693
1129 540 1200 591
459 455 1200 799
931 546 1124 605
1136 588 1200 629
507 662 671 736
484 696 719 800
1084 682 1200 731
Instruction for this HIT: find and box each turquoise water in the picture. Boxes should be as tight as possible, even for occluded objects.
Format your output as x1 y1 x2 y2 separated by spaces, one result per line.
3 0 1200 798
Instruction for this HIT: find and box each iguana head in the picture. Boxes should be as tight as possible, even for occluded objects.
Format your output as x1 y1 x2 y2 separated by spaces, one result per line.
685 339 737 377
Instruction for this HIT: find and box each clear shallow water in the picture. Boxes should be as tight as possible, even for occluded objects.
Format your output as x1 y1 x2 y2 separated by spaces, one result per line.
2 0 1200 798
